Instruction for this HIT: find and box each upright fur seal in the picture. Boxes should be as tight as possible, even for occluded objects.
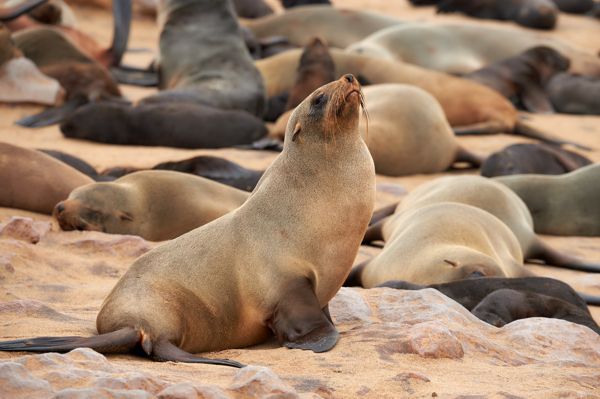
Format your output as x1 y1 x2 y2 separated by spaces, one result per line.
0 75 375 365
480 143 591 177
379 277 600 333
365 176 600 272
54 171 250 241
0 142 93 214
545 73 600 115
495 164 600 236
436 0 558 30
466 46 570 113
257 49 587 149
143 0 265 116
60 102 267 149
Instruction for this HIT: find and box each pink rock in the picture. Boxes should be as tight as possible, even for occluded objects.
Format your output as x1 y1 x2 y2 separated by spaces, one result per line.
0 217 51 244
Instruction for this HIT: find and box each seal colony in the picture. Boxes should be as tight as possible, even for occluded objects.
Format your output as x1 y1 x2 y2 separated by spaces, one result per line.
0 75 376 365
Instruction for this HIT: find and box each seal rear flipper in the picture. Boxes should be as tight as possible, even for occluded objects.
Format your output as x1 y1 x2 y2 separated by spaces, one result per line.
453 146 485 168
270 278 339 353
16 96 87 128
0 327 140 354
0 0 47 21
527 239 600 273
577 292 600 306
151 339 245 368
362 219 387 245
106 0 132 66
111 66 158 87
514 119 592 151
370 203 398 226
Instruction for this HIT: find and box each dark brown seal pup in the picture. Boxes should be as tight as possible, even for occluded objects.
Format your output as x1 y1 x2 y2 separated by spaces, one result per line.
0 142 94 214
101 155 264 192
436 0 558 30
378 277 600 334
466 46 570 113
545 73 600 115
143 0 265 116
0 75 375 365
54 171 249 241
495 164 600 236
551 0 594 13
60 102 267 149
480 143 592 177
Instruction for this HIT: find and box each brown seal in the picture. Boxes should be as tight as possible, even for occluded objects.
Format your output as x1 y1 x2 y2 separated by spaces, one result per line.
495 164 600 236
0 142 93 214
54 170 250 241
0 75 375 366
545 72 600 115
378 277 600 334
365 175 600 272
466 46 570 113
257 49 588 149
480 143 592 177
436 0 558 30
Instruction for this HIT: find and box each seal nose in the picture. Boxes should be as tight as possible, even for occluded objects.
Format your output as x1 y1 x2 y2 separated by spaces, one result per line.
344 74 354 83
55 202 65 214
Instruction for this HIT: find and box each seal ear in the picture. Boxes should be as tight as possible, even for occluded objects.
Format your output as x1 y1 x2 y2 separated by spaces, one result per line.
269 278 339 353
118 211 134 222
291 122 302 142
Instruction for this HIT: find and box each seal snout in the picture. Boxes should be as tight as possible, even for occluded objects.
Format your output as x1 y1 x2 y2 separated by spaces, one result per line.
344 74 354 83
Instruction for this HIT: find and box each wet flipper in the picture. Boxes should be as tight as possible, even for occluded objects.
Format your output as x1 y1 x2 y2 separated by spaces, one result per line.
0 327 140 354
270 278 339 353
151 339 245 368
16 96 87 128
0 0 47 21
514 120 591 151
527 239 600 273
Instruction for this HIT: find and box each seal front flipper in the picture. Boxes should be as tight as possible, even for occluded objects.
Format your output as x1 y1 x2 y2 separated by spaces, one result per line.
269 278 339 353
16 96 87 128
151 339 245 368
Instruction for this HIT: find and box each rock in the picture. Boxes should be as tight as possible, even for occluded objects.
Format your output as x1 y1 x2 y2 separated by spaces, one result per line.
0 300 79 322
0 217 51 244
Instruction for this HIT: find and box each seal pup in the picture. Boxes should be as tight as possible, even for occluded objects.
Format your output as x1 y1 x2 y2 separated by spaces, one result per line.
545 73 600 115
345 23 600 77
480 143 591 177
465 46 570 113
0 142 93 214
436 0 558 30
60 102 267 149
379 277 600 334
54 171 250 241
0 75 375 365
347 202 532 287
0 23 63 105
101 155 264 192
142 0 265 117
257 49 588 150
365 176 600 272
495 164 600 236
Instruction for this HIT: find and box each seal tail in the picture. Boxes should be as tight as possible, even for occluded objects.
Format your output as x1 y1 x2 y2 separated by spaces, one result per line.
514 119 591 151
0 327 245 368
0 0 47 21
526 239 600 273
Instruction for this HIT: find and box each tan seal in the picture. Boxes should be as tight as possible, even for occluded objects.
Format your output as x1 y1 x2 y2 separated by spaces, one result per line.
54 170 250 241
0 75 375 366
0 142 93 214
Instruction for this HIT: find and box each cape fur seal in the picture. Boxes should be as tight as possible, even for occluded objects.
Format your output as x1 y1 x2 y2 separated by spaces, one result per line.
345 23 600 78
379 277 600 333
436 0 558 30
54 171 250 241
0 75 375 366
480 143 591 177
365 176 600 272
545 73 600 115
0 142 93 214
143 0 265 117
551 0 595 13
257 49 586 149
495 164 600 236
465 46 570 114
60 102 267 149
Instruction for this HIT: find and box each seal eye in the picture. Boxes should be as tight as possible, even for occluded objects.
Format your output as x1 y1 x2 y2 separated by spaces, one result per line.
312 93 327 107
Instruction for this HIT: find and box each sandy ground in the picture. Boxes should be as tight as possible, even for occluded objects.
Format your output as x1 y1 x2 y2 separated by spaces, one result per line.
0 1 599 398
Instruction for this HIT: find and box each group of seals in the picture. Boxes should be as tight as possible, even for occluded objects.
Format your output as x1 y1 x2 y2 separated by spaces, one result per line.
54 171 250 241
496 164 600 236
380 277 600 334
0 75 376 365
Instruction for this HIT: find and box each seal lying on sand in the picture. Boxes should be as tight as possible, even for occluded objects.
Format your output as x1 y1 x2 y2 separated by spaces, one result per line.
0 75 375 366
